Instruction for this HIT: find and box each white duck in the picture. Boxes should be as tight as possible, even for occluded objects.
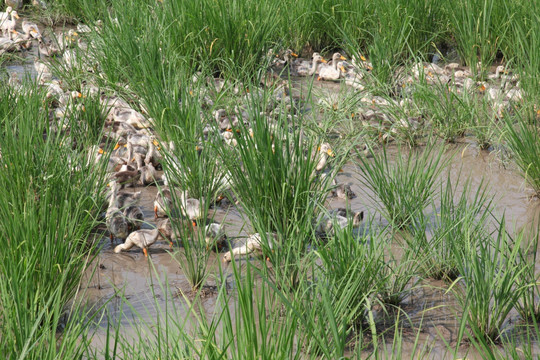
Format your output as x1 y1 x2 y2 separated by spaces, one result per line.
294 54 326 77
314 142 335 171
180 191 203 226
0 9 18 38
22 20 41 39
318 52 346 81
114 228 165 257
222 233 277 262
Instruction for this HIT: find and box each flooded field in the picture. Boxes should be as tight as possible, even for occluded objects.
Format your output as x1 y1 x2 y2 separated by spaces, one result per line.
3 0 540 359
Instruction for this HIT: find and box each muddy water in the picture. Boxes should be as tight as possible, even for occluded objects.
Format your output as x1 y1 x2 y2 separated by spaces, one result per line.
79 140 540 357
3 45 539 356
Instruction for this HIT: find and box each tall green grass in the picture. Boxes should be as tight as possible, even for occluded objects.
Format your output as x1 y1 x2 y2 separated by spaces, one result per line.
358 143 450 228
0 84 107 357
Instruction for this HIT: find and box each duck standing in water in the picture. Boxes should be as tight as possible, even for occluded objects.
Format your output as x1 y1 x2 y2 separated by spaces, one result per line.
114 228 165 257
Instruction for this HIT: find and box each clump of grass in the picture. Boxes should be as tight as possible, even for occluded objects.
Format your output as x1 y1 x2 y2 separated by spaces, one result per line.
503 114 540 196
358 142 450 229
0 84 106 357
406 173 493 281
217 87 341 289
452 219 532 344
446 0 509 78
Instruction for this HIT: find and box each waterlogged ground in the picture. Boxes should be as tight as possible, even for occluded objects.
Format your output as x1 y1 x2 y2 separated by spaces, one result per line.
80 140 540 358
3 42 540 358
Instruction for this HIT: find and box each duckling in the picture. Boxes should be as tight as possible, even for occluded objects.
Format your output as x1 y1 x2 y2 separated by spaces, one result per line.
114 228 165 257
314 143 335 172
204 222 228 251
222 233 277 262
331 183 356 200
123 205 144 231
154 187 172 219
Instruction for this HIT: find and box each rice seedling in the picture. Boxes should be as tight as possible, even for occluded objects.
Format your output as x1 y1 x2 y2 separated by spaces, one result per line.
0 84 107 357
446 0 509 79
357 142 450 229
216 86 342 290
452 219 532 343
406 173 493 281
503 114 540 196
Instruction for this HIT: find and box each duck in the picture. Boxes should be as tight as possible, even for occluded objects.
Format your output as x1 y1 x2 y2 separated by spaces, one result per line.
112 168 141 189
0 36 15 54
204 222 228 251
55 29 78 50
315 209 364 237
0 9 18 38
133 153 157 186
318 52 347 81
105 194 129 244
112 187 141 209
114 228 166 257
0 6 13 24
22 20 41 39
293 54 326 77
154 187 172 219
180 191 203 226
156 218 187 242
38 37 60 57
330 183 356 200
314 143 335 172
34 59 52 82
123 205 144 231
113 107 152 129
222 233 277 262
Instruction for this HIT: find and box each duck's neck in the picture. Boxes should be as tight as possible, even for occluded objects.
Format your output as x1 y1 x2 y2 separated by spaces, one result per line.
309 59 320 76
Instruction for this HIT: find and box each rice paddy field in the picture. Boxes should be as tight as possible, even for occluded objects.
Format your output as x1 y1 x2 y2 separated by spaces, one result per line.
3 0 540 358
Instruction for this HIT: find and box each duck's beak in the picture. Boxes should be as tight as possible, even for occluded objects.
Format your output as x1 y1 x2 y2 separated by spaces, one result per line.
192 221 197 227
106 183 110 187
327 149 335 157
98 148 104 154
340 55 346 60
291 52 298 57
479 84 486 92
14 13 20 19
320 59 327 63
340 66 346 73
77 92 82 98
360 55 366 61
152 139 159 146
72 32 79 37
113 143 120 150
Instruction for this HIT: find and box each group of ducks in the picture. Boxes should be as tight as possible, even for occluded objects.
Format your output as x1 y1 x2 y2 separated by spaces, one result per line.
270 49 368 90
2 11 366 262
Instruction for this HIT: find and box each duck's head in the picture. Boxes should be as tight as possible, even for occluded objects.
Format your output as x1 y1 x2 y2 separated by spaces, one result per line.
11 11 19 19
318 143 335 157
333 52 346 62
5 6 13 13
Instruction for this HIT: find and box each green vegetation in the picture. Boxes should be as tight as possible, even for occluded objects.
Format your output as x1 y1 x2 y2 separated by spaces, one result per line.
3 0 540 358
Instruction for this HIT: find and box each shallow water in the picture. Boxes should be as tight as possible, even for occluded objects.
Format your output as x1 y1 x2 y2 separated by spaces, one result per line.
3 46 539 357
